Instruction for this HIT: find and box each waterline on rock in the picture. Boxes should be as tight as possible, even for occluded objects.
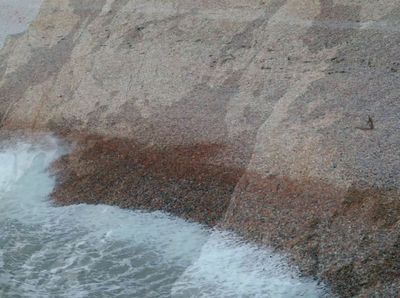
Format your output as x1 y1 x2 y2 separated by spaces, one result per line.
0 136 328 297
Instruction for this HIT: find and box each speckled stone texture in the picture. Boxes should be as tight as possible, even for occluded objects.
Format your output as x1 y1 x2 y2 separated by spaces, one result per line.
50 133 245 226
1 0 399 297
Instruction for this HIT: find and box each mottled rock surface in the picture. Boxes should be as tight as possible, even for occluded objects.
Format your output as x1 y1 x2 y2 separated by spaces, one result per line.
1 0 399 297
51 133 245 226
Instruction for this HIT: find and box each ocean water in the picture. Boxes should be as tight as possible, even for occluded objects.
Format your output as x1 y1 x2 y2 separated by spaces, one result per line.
0 137 328 297
0 0 42 48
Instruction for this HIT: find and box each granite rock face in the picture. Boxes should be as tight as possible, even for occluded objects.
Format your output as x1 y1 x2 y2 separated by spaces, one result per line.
1 0 399 296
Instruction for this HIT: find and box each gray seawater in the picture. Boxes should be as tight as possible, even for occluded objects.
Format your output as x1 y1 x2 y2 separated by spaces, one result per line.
0 0 42 47
0 137 328 297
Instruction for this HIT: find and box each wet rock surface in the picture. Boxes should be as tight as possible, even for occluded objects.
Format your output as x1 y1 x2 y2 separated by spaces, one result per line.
48 132 400 297
51 134 245 226
224 174 400 297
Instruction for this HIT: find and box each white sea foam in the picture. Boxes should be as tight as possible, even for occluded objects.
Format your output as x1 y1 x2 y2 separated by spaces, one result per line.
0 137 328 297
